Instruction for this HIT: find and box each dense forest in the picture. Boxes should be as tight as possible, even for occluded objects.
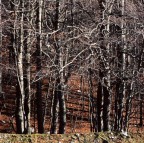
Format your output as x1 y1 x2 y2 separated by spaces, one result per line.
0 0 143 135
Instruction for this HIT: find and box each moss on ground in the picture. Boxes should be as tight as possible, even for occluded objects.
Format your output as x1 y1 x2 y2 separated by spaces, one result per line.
0 132 143 143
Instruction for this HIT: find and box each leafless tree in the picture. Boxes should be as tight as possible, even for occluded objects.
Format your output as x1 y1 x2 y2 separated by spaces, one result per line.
0 0 143 135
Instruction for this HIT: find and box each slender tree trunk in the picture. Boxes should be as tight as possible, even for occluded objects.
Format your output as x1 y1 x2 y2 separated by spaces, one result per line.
0 0 2 94
58 90 66 134
57 0 66 134
114 83 118 130
124 82 133 132
9 1 15 64
139 93 143 126
123 44 137 132
24 41 31 133
97 76 103 132
138 37 144 127
102 1 114 131
50 0 66 134
50 79 59 134
50 51 66 134
88 67 96 132
36 0 44 133
97 0 113 131
58 44 66 134
115 43 124 131
120 0 126 131
15 0 25 133
24 0 32 133
50 0 60 133
115 0 127 132
97 0 105 132
117 55 125 132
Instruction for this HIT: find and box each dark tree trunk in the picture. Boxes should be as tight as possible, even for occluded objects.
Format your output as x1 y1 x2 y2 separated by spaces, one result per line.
115 0 127 132
97 0 112 132
50 79 59 134
117 78 124 131
50 0 66 134
0 0 2 94
114 86 118 130
103 86 111 131
88 68 97 132
97 80 103 132
16 83 24 134
58 82 66 134
8 0 15 64
97 0 105 132
36 0 44 133
139 93 143 127
115 44 123 131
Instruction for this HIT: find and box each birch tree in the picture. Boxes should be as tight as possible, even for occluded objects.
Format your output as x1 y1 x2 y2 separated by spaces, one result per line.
23 0 32 134
15 0 25 133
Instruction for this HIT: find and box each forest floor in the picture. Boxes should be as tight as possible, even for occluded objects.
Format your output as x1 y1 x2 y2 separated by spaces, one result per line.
0 131 144 143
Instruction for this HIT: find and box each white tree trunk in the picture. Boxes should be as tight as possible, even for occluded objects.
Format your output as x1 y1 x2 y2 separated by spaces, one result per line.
15 0 25 133
24 0 32 134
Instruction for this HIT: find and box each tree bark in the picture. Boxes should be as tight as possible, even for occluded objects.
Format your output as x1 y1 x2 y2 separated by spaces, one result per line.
36 0 44 133
102 1 114 131
0 0 2 94
9 0 15 64
139 93 143 126
88 67 96 132
97 0 113 132
50 79 59 134
15 0 25 133
58 45 66 134
50 0 66 134
115 0 127 132
24 0 32 134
